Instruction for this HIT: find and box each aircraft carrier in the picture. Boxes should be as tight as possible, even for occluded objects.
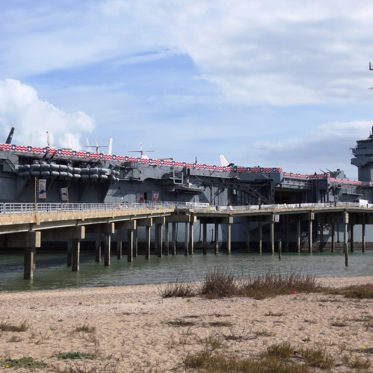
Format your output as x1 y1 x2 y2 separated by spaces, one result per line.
1 127 373 247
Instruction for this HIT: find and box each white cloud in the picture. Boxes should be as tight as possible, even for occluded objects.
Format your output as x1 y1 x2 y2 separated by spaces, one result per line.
0 79 94 149
253 121 373 176
2 1 373 106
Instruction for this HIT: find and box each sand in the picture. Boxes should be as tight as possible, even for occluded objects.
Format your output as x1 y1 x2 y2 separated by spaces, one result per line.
0 276 372 372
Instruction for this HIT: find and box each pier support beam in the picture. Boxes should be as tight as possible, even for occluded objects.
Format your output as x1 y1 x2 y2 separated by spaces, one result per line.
258 221 263 255
127 230 134 262
184 222 189 256
308 213 314 253
138 218 153 259
189 220 194 255
154 217 165 257
297 219 301 253
95 236 102 263
133 230 138 258
319 224 324 252
343 211 349 267
71 239 81 272
350 224 354 253
225 217 233 255
101 224 114 267
67 239 72 267
172 222 177 255
202 223 207 255
117 240 123 260
103 234 111 267
214 222 219 255
331 224 335 253
246 221 250 252
146 226 151 259
270 220 275 255
20 232 41 280
362 223 366 253
24 247 36 280
227 223 232 255
164 223 169 256
57 227 85 271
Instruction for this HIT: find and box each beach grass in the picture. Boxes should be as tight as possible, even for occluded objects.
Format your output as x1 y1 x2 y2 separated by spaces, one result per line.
0 356 47 369
161 270 373 301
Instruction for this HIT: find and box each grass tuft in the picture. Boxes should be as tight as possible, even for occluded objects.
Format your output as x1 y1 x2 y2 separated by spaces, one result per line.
0 357 47 369
0 320 29 332
160 280 195 298
200 269 237 298
264 342 294 360
184 350 311 373
199 271 319 299
327 284 373 299
73 324 96 333
238 273 319 300
56 351 96 360
166 319 196 327
301 347 334 369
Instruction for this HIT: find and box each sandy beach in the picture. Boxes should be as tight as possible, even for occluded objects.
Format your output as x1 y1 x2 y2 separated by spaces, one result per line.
0 276 372 372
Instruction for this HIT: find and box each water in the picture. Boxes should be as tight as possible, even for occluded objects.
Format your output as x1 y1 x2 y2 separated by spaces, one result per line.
0 251 372 292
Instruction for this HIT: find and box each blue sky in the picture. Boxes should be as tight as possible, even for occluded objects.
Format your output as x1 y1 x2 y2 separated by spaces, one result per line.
1 0 373 177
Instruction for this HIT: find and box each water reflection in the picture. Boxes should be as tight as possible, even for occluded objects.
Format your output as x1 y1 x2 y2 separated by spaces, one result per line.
0 251 372 292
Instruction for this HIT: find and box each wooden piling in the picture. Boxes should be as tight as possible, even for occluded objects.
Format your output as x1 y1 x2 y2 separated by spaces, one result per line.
362 223 366 253
331 224 335 253
72 239 80 272
145 226 151 259
189 221 194 255
104 234 111 267
95 237 102 263
67 239 72 267
133 229 138 258
270 220 275 255
259 221 263 255
350 224 354 253
24 247 36 280
202 222 207 255
172 222 177 255
227 223 232 255
157 224 163 257
343 212 349 267
164 223 169 256
214 222 219 254
184 222 189 256
117 240 123 260
127 230 134 262
297 219 301 253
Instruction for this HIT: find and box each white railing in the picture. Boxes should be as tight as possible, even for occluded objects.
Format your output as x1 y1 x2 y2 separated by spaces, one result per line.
187 201 371 212
0 201 371 215
0 201 209 214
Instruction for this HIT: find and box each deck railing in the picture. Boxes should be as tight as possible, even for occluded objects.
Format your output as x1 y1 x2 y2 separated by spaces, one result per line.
0 201 371 215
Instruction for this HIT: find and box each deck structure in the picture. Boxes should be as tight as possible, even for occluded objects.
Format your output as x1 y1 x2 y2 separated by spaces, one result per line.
0 202 371 279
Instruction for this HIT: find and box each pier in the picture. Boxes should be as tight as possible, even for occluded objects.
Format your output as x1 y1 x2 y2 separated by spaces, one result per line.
0 202 372 279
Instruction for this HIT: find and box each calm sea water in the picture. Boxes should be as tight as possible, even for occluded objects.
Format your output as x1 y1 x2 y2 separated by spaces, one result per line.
0 250 372 292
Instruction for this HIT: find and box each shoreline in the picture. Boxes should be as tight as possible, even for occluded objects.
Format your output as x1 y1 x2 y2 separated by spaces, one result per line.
0 275 372 372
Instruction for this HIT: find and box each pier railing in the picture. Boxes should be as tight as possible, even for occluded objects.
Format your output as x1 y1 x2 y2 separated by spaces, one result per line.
0 201 371 215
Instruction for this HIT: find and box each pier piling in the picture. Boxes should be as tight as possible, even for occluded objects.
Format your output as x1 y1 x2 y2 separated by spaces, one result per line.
172 222 177 255
202 222 207 255
71 239 80 272
214 222 219 254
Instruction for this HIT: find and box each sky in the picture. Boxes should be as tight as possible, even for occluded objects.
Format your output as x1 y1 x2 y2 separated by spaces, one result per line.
1 0 373 178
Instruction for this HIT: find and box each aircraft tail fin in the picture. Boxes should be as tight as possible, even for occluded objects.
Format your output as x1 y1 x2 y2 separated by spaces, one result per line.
108 138 113 155
219 154 229 167
5 127 14 144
